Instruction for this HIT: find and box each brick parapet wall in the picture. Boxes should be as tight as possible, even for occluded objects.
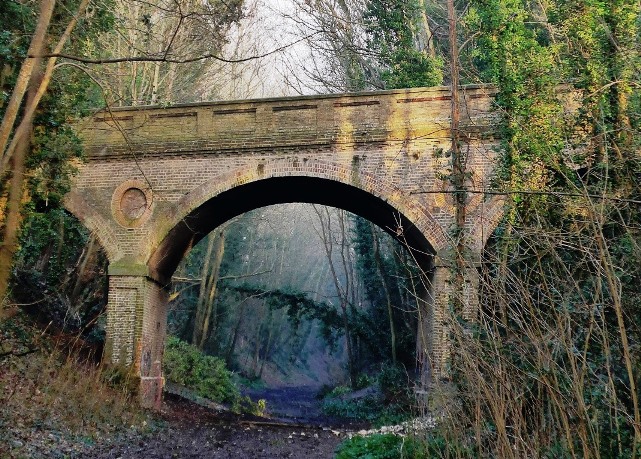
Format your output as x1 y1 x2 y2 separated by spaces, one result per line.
78 85 498 158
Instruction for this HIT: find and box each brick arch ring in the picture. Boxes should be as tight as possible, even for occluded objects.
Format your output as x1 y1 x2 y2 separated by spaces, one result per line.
146 158 450 281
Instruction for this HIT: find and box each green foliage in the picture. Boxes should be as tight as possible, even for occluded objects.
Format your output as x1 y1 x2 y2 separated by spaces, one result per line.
364 0 443 89
321 366 413 425
1 0 114 146
377 364 409 403
453 0 641 456
325 385 353 398
10 208 107 339
230 284 345 344
163 336 241 406
351 217 419 369
163 336 266 416
322 394 409 426
3 0 115 329
337 432 475 459
355 373 373 390
336 434 428 459
0 2 31 87
28 125 83 207
15 209 87 284
465 0 567 207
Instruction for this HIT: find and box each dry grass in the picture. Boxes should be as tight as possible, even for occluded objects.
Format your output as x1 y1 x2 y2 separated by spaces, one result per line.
0 313 150 458
418 208 641 458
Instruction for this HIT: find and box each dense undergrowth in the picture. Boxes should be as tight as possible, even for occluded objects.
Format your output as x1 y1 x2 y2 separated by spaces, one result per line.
163 335 266 416
335 431 475 459
321 364 415 426
0 312 152 458
336 433 428 459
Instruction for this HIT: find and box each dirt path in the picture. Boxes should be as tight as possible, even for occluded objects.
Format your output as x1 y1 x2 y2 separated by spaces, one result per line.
81 392 355 458
242 385 366 429
244 385 323 423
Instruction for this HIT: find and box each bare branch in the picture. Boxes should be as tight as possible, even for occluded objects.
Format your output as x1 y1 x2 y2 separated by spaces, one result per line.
30 32 322 65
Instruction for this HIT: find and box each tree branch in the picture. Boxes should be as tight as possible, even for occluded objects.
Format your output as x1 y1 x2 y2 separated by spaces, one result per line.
30 32 322 65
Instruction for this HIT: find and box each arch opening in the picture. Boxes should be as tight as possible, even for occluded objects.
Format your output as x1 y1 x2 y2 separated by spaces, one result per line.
164 201 433 420
107 174 447 409
149 176 437 285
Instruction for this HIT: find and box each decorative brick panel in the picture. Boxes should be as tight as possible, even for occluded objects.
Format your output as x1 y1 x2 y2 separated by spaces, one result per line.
106 277 143 365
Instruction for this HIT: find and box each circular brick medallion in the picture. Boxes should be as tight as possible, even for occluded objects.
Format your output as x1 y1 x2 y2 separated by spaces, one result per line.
121 187 147 219
112 180 153 228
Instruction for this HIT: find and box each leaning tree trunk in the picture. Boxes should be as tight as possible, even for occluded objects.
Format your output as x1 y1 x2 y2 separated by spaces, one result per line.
192 225 227 350
0 0 54 171
0 107 32 314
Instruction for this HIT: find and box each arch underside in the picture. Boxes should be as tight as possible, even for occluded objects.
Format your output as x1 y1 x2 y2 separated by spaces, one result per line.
148 176 437 284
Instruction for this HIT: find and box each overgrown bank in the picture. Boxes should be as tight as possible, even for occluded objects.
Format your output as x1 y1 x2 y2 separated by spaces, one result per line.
0 312 152 458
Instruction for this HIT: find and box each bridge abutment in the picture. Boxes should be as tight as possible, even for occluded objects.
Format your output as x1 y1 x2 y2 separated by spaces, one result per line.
419 262 481 384
106 267 167 409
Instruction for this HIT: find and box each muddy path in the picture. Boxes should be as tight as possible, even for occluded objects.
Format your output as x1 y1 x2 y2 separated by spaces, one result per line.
81 389 362 459
242 385 367 429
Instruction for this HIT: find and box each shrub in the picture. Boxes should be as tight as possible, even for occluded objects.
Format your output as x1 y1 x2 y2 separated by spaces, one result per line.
336 434 427 459
377 364 409 403
355 373 373 390
336 432 474 459
163 336 240 405
326 385 352 397
322 396 409 425
320 367 415 425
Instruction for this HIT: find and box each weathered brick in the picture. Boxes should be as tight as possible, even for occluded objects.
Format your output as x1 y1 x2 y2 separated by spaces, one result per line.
65 85 503 408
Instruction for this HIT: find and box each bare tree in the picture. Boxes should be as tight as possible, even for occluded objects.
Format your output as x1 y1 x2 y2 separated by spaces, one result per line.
90 0 244 105
283 0 373 92
192 223 228 350
311 205 360 385
370 222 397 363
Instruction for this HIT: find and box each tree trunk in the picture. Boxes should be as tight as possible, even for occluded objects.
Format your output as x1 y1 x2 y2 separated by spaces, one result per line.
251 312 264 378
198 227 226 349
1 0 90 176
192 233 215 346
371 223 397 363
448 0 465 309
417 0 437 59
70 234 96 306
0 86 35 314
193 225 227 350
225 299 246 366
259 309 281 378
0 0 55 171
312 205 357 386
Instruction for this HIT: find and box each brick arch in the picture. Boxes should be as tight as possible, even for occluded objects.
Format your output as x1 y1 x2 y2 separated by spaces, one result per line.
146 158 448 283
469 195 506 255
63 190 122 261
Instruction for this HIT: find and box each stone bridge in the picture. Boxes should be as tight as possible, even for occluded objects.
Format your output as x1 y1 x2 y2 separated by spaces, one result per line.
66 85 504 408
